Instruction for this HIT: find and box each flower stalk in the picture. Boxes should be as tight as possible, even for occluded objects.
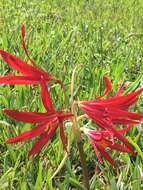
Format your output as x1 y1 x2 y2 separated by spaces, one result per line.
71 65 90 190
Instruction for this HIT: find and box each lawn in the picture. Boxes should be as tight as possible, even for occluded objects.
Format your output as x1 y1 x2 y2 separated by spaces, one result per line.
0 0 143 189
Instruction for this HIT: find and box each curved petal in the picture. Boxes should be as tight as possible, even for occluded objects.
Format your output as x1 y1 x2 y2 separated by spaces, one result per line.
59 122 67 151
91 142 103 163
108 108 143 121
29 124 58 157
0 50 49 79
86 87 143 109
112 118 139 125
80 104 143 122
5 122 48 143
20 25 36 66
95 142 116 166
58 113 74 120
102 125 133 137
40 81 54 112
4 109 55 123
89 116 133 151
103 139 135 156
96 76 112 99
0 75 39 85
114 82 126 97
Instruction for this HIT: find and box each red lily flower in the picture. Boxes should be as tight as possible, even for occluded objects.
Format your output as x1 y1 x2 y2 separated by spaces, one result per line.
79 77 143 150
0 25 62 86
4 82 73 158
83 125 135 166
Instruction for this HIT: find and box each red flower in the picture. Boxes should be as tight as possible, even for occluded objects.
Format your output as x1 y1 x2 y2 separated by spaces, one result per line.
4 82 73 158
0 25 62 86
84 125 135 166
79 77 143 150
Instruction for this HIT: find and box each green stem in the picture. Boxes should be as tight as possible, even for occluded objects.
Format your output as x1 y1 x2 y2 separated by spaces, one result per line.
72 102 90 190
77 141 90 190
71 65 90 190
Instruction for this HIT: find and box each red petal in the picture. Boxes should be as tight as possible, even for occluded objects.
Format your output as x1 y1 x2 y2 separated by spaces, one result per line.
95 142 116 166
80 104 104 118
0 76 39 85
114 82 126 97
112 118 139 125
102 139 134 155
118 125 134 134
59 122 67 151
120 96 138 109
96 76 112 99
21 24 25 39
90 117 133 151
86 130 102 141
102 125 133 137
4 109 56 123
20 25 36 67
0 50 48 78
82 88 143 109
40 81 54 112
91 142 103 163
81 104 143 122
108 108 143 121
58 113 73 120
28 124 58 157
5 122 48 143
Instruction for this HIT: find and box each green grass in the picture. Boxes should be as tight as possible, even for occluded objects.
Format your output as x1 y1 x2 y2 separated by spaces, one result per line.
0 0 143 189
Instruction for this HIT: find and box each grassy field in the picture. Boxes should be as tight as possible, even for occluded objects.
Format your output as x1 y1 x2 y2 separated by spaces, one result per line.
0 0 143 189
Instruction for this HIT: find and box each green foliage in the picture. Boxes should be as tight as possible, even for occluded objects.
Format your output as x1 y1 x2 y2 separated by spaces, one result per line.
0 0 143 189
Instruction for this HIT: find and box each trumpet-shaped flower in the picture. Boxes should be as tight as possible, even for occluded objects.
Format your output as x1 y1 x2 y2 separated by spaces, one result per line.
4 82 73 157
79 77 143 150
84 126 135 166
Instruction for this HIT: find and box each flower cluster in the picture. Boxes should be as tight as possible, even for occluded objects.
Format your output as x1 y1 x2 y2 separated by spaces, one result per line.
0 25 142 166
83 126 135 166
79 77 143 165
0 25 73 158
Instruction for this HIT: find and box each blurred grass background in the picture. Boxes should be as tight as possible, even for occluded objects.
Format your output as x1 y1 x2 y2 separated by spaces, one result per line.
0 0 143 189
